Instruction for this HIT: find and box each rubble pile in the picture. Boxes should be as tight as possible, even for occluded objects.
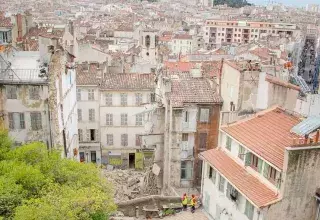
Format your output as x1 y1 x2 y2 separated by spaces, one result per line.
104 169 146 202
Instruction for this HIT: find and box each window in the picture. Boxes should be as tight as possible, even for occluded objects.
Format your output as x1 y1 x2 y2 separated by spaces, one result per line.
89 109 95 122
245 200 254 220
181 161 193 179
120 93 127 106
218 175 225 192
78 129 83 142
29 86 40 100
238 145 245 160
182 133 188 141
264 163 277 182
184 111 189 122
88 129 96 141
136 114 143 126
200 108 210 122
226 136 232 151
8 112 25 129
226 183 238 201
199 133 207 150
91 151 96 163
80 152 85 162
88 89 94 100
208 166 216 184
107 134 113 145
105 93 112 106
106 114 113 125
135 93 143 106
77 89 81 101
30 112 42 130
7 85 17 99
77 109 82 121
121 134 128 146
136 134 141 146
121 114 128 126
250 154 262 172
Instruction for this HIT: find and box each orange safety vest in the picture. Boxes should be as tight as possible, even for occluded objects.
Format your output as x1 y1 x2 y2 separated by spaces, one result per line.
182 196 188 205
191 198 196 206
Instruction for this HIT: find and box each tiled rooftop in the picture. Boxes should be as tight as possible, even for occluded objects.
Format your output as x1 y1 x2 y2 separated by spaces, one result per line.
76 63 102 85
170 78 222 107
221 107 301 169
0 14 12 28
101 73 154 90
200 148 280 208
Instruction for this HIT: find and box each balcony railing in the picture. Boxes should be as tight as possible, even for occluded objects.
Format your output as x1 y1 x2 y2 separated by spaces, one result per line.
0 69 48 85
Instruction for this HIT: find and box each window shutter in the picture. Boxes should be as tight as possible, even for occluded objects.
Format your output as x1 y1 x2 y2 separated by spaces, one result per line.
258 159 263 173
95 129 98 141
245 152 251 166
86 129 90 141
263 163 269 178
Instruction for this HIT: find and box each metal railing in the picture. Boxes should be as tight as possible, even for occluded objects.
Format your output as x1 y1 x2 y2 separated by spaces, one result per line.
0 69 48 84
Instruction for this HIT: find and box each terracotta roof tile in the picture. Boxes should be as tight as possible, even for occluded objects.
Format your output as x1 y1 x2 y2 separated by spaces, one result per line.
173 34 192 40
76 63 102 85
200 149 280 208
165 61 195 72
221 107 301 169
0 16 12 28
265 75 300 91
170 78 222 107
101 73 154 90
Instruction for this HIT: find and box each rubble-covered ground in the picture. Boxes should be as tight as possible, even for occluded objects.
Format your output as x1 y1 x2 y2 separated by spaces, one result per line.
103 169 150 203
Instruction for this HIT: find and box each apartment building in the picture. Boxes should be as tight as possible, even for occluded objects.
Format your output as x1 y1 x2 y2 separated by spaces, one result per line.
203 20 301 49
144 66 222 192
76 63 103 164
170 34 194 56
0 23 79 159
200 107 320 220
99 73 154 168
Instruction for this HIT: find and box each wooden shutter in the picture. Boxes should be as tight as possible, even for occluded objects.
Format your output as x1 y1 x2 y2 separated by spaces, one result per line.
257 159 263 173
263 163 269 178
245 152 251 166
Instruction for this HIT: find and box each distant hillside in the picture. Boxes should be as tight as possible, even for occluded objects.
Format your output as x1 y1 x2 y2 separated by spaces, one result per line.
213 0 252 8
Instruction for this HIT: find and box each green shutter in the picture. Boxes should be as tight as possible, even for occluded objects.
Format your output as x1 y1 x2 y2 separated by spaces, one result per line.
263 163 269 178
245 152 251 166
257 159 263 173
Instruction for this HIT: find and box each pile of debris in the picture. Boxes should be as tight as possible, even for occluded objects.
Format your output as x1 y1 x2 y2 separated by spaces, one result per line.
103 169 147 202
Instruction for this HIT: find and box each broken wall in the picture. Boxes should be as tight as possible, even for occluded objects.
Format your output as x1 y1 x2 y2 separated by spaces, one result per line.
265 147 320 220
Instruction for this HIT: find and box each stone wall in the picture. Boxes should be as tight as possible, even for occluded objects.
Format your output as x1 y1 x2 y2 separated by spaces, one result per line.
117 195 181 217
265 147 320 220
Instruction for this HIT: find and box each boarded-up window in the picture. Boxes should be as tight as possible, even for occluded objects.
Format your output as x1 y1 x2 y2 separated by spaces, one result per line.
200 108 210 122
199 133 207 150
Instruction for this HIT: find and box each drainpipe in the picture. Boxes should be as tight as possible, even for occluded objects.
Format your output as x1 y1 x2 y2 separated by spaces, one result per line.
168 102 173 188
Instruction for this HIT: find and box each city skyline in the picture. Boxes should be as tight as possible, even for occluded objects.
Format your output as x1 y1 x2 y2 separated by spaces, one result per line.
249 0 318 6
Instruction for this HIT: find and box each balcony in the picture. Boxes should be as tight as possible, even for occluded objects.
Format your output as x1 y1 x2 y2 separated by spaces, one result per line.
180 141 194 159
181 120 197 133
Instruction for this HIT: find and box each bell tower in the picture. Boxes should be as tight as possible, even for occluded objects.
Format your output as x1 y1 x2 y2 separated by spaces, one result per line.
140 29 158 65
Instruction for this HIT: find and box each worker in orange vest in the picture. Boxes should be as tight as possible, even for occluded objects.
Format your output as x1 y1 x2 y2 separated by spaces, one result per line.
191 194 196 213
181 193 188 210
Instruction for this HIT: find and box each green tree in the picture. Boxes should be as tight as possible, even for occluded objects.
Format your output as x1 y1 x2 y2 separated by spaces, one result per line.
0 131 116 219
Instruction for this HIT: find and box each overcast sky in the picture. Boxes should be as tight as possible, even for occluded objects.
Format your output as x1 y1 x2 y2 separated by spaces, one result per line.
248 0 318 7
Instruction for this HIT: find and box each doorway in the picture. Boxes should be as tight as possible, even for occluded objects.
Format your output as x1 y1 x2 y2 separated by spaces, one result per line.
129 153 135 168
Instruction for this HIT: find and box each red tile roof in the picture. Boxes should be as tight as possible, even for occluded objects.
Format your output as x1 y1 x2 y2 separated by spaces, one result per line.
101 73 154 90
0 16 12 28
173 34 192 40
170 78 222 107
265 75 300 91
165 61 195 72
76 63 103 85
221 107 301 169
200 149 280 208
